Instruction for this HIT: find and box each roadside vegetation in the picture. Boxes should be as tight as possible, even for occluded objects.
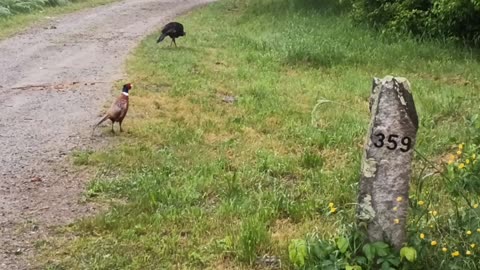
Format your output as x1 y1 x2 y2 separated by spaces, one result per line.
0 0 116 39
40 0 480 269
345 0 480 45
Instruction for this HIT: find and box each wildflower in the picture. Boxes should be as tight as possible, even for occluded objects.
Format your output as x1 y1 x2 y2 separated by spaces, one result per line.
458 163 465 169
459 144 464 150
457 150 462 156
473 154 477 160
431 210 438 216
328 202 334 208
450 154 456 160
442 247 448 252
473 204 479 209
467 230 472 236
471 244 476 249
431 241 437 246
466 250 472 256
466 159 471 164
396 196 403 202
420 233 425 239
418 201 425 206
477 228 480 233
330 207 337 213
451 251 460 257
448 160 454 165
393 206 398 211
394 219 400 224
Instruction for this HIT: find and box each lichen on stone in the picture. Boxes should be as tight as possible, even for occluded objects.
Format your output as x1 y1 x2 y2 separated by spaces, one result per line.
357 194 376 221
362 158 377 178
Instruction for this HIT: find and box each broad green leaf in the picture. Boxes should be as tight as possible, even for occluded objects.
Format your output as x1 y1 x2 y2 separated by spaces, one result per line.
356 256 367 265
372 242 389 257
400 246 417 262
346 264 362 270
381 261 397 270
372 242 389 249
288 239 307 267
362 243 375 262
336 237 349 253
387 257 401 267
311 243 324 260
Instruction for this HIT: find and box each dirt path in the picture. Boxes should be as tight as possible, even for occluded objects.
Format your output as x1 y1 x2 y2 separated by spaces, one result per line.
0 0 214 269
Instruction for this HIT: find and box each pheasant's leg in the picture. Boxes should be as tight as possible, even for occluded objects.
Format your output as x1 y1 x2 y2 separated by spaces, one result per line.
173 38 177 47
170 39 173 47
111 121 115 133
119 121 124 132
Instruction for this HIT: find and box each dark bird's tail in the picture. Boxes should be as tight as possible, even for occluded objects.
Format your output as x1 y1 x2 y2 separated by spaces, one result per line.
157 33 167 43
92 114 109 135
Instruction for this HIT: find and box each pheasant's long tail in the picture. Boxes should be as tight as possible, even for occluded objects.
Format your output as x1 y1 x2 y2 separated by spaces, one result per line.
157 33 167 43
92 114 109 135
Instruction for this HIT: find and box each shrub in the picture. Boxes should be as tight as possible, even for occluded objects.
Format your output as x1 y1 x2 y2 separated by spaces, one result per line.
0 0 76 18
347 0 480 44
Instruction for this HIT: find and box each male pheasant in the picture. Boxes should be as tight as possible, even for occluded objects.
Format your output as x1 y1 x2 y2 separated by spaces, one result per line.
93 83 132 134
157 22 185 47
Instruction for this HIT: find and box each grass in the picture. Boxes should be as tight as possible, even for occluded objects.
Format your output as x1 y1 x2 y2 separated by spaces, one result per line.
0 0 117 39
38 0 480 269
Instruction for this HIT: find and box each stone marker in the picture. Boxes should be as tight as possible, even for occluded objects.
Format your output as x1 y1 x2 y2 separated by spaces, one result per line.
357 76 419 250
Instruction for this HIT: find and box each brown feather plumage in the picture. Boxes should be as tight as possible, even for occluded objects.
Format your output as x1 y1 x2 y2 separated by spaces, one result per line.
93 84 132 134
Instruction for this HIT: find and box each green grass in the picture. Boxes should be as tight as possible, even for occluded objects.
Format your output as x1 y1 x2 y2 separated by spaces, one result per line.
0 0 117 39
39 0 480 269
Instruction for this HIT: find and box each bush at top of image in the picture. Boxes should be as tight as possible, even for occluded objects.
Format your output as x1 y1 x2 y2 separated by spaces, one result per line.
0 0 73 17
347 0 480 45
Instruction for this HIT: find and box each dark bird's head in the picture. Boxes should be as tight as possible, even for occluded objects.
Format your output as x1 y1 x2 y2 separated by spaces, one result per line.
122 83 133 94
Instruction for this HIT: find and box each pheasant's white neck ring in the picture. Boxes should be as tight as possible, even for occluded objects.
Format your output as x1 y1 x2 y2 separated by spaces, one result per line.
122 92 129 96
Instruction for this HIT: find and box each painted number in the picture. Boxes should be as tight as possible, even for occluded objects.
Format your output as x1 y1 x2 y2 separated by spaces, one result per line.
373 133 412 152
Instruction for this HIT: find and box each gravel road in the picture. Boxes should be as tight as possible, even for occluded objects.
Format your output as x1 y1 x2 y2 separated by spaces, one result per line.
0 0 213 268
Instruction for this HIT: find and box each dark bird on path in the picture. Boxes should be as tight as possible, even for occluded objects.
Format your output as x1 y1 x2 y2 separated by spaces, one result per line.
157 22 185 47
93 83 132 134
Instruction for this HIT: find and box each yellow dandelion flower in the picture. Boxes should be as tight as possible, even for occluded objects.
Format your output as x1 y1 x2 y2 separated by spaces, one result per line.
418 201 425 206
466 159 471 164
430 225 434 228
393 206 398 211
471 244 476 248
466 250 472 256
448 160 454 165
467 230 472 236
449 154 456 160
328 202 334 208
477 228 480 233
473 154 477 160
431 241 437 246
451 251 460 257
442 247 448 252
330 207 337 213
394 219 400 224
473 204 479 209
459 144 464 150
396 196 403 202
431 210 438 216
457 150 462 156
459 163 465 169
420 233 425 239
